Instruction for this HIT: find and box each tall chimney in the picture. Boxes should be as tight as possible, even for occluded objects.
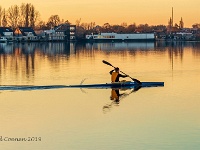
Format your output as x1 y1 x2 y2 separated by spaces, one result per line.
172 7 173 27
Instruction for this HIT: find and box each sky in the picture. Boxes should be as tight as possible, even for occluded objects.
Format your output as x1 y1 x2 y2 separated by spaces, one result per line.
1 0 200 27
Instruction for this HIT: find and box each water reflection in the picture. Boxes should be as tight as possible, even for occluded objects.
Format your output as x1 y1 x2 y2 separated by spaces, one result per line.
0 42 200 150
0 42 74 83
0 41 200 84
1 41 200 56
0 42 73 55
103 86 141 113
155 41 200 60
85 42 155 50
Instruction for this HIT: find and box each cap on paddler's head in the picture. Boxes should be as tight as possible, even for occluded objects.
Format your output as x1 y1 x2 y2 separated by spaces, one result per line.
115 67 119 71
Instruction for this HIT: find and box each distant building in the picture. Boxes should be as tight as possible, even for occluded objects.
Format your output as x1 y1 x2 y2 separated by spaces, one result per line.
14 27 38 42
86 32 155 42
0 27 14 41
43 24 76 41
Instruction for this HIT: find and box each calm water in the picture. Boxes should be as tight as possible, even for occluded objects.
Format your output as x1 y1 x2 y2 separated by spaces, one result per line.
0 41 200 150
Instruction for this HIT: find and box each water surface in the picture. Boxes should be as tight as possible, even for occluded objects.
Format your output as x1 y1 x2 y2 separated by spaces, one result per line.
0 42 200 150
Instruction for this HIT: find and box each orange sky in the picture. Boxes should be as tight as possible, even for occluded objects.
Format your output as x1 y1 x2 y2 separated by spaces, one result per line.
1 0 200 27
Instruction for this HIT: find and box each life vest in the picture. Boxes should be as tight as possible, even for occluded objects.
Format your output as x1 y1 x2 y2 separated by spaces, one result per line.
111 72 119 82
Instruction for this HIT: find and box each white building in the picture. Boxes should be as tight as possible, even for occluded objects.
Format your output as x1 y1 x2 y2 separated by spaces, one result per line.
86 33 155 42
0 27 14 42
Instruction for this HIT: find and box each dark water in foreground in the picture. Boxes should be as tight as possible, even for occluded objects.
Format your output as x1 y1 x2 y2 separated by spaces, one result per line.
0 41 200 150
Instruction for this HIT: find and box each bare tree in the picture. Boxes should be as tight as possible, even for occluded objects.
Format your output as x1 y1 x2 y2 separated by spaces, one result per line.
7 5 20 29
64 20 71 24
126 23 137 33
36 20 47 30
111 25 124 33
121 22 127 27
29 5 40 28
192 23 200 29
19 3 26 26
80 23 88 30
0 6 2 26
33 11 40 28
20 3 33 27
102 23 112 32
137 24 151 33
90 22 96 29
25 3 31 27
46 15 61 28
2 9 7 27
30 5 35 27
75 18 81 27
16 3 40 28
103 23 111 29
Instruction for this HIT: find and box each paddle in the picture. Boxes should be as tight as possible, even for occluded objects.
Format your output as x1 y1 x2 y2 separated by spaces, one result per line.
102 60 141 85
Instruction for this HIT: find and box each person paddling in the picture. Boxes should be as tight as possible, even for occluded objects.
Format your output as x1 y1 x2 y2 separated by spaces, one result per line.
109 67 128 82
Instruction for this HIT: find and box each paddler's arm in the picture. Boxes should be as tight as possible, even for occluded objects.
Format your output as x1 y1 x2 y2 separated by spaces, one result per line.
119 74 128 78
109 69 114 75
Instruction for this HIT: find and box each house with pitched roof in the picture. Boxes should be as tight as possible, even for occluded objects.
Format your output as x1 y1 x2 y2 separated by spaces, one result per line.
14 27 38 42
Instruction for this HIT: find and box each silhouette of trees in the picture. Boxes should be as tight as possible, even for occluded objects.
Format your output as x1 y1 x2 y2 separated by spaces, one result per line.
46 15 61 29
22 3 40 28
126 23 137 33
2 9 7 27
192 23 200 28
74 22 160 39
0 6 2 26
7 5 20 29
1 3 200 41
0 3 39 29
75 18 81 27
36 21 48 30
102 23 111 32
111 25 123 33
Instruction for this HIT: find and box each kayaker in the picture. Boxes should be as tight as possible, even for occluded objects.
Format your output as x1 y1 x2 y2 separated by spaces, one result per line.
109 67 128 82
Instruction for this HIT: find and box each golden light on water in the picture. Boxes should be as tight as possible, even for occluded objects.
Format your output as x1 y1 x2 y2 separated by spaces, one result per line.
0 42 200 149
1 42 200 84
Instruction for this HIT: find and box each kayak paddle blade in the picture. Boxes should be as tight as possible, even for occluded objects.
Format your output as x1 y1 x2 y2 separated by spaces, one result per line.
102 60 114 67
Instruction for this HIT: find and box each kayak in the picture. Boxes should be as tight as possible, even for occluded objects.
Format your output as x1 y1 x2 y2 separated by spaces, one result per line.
68 81 164 88
0 81 164 91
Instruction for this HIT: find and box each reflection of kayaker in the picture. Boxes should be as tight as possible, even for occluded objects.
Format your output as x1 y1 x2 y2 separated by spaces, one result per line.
103 87 141 113
110 85 141 104
110 89 124 104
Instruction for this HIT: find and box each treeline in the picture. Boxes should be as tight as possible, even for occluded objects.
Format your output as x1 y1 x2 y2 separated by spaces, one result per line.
0 3 70 29
75 21 167 39
0 3 39 28
0 3 167 39
1 3 162 32
1 3 200 40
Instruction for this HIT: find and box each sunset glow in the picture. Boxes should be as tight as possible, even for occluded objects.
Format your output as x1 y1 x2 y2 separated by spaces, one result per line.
1 0 200 27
